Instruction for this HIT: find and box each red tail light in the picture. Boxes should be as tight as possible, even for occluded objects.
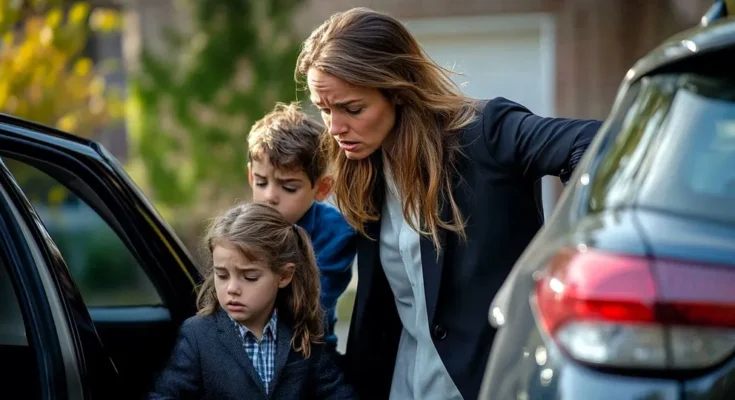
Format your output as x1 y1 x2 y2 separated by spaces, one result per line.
534 246 735 369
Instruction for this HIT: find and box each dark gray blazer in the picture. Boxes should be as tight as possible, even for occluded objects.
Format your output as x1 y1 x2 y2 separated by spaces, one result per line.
149 309 355 400
342 98 602 400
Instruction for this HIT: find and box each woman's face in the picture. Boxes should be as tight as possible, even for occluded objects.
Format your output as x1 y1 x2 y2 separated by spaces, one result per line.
307 68 396 160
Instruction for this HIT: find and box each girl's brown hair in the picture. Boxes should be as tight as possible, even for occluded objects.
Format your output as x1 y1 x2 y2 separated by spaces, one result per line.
296 7 479 249
196 202 324 358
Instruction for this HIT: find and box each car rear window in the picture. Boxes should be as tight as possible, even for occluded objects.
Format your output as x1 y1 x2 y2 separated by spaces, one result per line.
636 75 735 224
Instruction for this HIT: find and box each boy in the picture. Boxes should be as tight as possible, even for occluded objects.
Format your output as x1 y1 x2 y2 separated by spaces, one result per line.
247 102 356 353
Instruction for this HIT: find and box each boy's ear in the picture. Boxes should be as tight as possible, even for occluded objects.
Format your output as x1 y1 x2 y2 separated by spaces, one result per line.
247 162 254 187
315 175 334 202
278 263 295 288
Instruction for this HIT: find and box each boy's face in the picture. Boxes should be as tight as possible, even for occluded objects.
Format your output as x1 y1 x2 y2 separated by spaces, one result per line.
248 154 331 224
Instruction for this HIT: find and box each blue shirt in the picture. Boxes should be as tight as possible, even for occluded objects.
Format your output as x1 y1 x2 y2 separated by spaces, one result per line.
231 311 278 394
296 201 357 348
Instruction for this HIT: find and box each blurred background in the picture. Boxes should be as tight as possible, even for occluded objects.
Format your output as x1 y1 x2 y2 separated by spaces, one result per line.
0 0 715 352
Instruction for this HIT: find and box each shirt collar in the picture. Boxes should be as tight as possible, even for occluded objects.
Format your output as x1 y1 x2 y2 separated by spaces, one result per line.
231 309 278 340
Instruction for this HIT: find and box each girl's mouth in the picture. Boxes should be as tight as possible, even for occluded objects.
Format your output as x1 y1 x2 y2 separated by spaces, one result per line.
226 301 245 312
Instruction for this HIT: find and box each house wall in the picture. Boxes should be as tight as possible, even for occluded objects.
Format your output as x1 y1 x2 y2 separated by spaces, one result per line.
99 0 712 158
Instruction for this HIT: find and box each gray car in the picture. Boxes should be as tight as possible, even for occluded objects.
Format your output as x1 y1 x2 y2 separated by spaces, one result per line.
480 2 735 399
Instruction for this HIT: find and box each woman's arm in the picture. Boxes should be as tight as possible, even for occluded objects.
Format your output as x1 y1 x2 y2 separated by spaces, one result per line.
482 97 602 183
148 319 203 399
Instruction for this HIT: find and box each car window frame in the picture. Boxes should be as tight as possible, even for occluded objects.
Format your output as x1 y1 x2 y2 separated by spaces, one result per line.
0 160 82 399
0 122 200 321
573 78 646 218
4 157 165 308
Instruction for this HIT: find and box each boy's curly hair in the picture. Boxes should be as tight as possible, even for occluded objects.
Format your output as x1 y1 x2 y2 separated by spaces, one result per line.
248 102 327 185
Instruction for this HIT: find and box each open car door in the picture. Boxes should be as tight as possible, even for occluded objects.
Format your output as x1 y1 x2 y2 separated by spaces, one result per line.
0 114 201 399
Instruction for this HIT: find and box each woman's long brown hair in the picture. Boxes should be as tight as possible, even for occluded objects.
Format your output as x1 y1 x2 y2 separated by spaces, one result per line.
196 202 324 358
296 7 479 249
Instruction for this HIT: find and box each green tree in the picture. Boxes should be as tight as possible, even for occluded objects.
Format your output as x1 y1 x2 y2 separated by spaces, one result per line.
127 0 305 213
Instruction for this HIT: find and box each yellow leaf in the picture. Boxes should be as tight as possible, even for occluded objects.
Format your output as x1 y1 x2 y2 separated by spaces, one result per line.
57 114 77 132
47 185 68 206
69 3 90 25
89 9 122 32
40 26 54 46
89 76 105 95
46 8 63 28
3 32 14 47
74 58 92 76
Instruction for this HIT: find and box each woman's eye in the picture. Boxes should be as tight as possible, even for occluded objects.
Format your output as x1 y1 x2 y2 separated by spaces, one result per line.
320 108 331 115
346 108 363 115
255 181 266 187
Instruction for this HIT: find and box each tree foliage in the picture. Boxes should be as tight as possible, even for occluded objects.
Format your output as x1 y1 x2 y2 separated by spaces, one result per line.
0 0 122 208
127 0 305 211
0 0 123 137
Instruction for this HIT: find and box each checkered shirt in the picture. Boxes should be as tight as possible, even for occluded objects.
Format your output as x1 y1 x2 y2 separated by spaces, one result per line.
231 310 278 394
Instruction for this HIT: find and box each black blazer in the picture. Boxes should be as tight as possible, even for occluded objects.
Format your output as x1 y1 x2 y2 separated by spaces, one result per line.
342 98 602 399
149 308 356 400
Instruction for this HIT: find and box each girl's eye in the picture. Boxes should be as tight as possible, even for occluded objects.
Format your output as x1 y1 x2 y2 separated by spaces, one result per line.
346 108 363 115
283 186 297 193
215 274 227 280
255 181 266 187
319 108 331 115
245 276 259 282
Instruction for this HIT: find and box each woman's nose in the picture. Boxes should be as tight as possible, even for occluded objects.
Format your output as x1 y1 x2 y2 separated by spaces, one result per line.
328 114 348 136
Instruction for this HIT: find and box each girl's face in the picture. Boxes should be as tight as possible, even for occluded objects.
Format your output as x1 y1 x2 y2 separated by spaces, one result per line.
307 68 396 160
212 241 293 334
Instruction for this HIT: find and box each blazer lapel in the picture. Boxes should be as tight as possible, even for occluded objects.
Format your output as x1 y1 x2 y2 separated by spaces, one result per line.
421 194 452 325
214 309 268 396
268 318 293 395
351 151 385 330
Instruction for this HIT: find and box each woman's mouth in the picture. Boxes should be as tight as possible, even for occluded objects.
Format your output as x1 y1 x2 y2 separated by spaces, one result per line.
338 140 360 152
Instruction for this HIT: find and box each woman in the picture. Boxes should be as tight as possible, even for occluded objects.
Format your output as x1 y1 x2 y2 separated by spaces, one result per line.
296 7 601 400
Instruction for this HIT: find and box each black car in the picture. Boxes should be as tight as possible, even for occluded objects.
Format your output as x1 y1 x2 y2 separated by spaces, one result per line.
0 113 201 397
480 3 735 400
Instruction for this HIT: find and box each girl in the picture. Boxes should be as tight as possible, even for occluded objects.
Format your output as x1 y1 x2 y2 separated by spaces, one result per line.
296 7 601 400
149 202 355 399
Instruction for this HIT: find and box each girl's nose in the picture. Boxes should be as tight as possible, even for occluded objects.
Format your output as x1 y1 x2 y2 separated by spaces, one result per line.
226 280 240 295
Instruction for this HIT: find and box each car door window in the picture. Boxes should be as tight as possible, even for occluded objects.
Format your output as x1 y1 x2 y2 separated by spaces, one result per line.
586 77 673 212
0 252 41 397
2 158 161 307
636 74 735 223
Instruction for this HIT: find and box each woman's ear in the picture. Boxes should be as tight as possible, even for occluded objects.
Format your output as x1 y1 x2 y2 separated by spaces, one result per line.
315 175 334 202
278 263 295 288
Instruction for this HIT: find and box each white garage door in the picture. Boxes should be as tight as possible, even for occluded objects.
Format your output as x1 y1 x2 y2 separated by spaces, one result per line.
405 14 555 116
405 14 561 217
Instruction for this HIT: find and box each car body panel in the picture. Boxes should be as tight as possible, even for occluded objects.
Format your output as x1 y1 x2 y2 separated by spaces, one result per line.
481 9 735 400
